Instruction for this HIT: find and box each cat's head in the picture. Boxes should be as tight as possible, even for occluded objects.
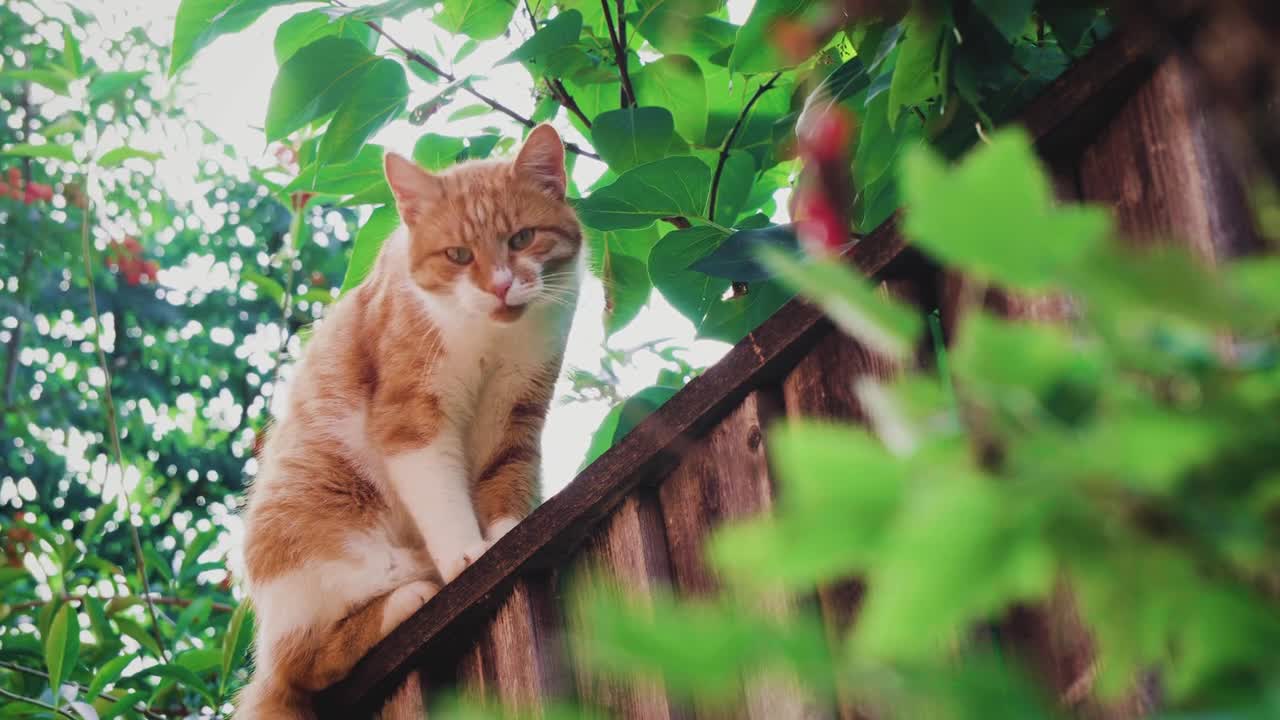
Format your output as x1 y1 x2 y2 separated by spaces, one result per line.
383 124 582 324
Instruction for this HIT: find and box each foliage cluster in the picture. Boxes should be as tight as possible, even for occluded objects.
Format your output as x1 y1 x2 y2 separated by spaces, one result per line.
6 0 1274 719
577 129 1280 718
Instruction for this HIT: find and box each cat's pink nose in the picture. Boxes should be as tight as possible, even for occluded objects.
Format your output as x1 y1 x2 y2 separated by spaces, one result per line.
491 276 512 302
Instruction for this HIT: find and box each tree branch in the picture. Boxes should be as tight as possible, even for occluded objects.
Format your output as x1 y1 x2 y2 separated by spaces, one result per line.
9 594 235 614
520 1 594 131
0 687 77 719
708 72 782 223
0 661 174 720
601 0 637 106
355 14 601 159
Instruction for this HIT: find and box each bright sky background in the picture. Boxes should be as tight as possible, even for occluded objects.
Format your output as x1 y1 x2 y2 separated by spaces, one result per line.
73 0 760 495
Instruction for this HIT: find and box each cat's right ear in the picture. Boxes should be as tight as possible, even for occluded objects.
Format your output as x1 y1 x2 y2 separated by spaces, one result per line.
384 153 441 225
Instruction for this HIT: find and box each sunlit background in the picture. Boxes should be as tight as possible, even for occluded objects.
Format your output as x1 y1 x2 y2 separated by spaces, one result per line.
15 0 773 509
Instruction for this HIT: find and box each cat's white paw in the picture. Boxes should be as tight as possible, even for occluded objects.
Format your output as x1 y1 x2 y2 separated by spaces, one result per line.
380 580 439 634
485 516 519 542
438 552 473 584
462 538 496 568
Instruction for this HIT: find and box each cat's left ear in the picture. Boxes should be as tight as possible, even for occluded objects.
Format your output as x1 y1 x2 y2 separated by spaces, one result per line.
384 152 442 226
515 124 566 199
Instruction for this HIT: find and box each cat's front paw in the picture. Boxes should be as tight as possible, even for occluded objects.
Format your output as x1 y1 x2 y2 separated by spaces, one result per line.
462 538 496 568
485 516 519 542
380 580 439 634
438 552 473 584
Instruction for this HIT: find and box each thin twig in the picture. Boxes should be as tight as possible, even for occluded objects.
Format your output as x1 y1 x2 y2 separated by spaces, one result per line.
708 72 782 223
78 195 172 665
0 686 77 719
9 594 234 614
519 0 594 130
600 0 636 106
0 661 173 720
345 7 601 159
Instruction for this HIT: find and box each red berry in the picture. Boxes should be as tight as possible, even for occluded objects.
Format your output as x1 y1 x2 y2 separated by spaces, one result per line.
123 237 142 254
6 167 19 186
291 191 313 212
795 191 846 255
798 106 854 163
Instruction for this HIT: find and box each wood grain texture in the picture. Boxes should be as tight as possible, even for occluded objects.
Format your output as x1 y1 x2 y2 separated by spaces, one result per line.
453 573 568 716
568 492 681 720
1079 54 1258 260
658 392 825 720
781 328 904 720
317 23 1171 718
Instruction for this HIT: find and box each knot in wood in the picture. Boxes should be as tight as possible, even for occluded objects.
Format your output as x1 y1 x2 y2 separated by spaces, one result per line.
746 425 762 450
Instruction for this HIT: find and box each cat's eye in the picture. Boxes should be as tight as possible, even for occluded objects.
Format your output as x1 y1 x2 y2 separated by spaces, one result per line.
508 228 534 251
444 246 474 265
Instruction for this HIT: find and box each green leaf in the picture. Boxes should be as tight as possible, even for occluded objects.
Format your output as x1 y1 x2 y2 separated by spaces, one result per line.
87 653 134 701
170 0 309 75
629 3 735 60
575 156 711 230
146 663 217 705
591 107 676 173
762 251 922 360
901 128 1111 290
176 597 215 637
0 68 72 95
855 90 923 190
1041 6 1101 56
888 12 948 128
319 0 421 22
176 646 223 674
273 9 377 63
89 70 148 102
242 269 285 305
96 146 163 168
698 279 793 344
114 615 164 659
44 604 81 696
2 143 76 163
973 0 1035 40
501 10 582 71
220 601 254 697
854 474 1054 661
413 133 466 171
648 225 731 326
633 55 708 145
692 224 798 282
581 403 623 470
730 0 817 74
288 142 387 197
590 225 659 336
615 385 680 441
708 150 755 223
711 421 908 588
265 37 378 141
434 0 518 40
342 205 401 293
62 25 83 77
317 58 409 165
447 104 490 122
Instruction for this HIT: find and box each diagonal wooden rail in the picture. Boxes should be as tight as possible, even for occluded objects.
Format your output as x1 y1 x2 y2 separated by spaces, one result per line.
317 22 1175 718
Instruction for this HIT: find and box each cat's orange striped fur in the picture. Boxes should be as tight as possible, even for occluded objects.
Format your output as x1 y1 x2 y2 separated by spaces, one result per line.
236 125 581 718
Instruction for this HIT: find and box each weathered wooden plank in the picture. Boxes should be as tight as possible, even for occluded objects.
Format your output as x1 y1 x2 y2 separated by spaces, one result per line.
781 327 903 720
453 573 568 716
567 492 680 720
657 391 825 720
1079 54 1258 260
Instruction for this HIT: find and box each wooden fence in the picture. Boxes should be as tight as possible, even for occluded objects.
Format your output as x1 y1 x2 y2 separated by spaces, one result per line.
314 18 1260 719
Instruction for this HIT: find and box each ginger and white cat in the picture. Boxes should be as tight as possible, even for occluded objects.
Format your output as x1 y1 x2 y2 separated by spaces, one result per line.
237 124 581 718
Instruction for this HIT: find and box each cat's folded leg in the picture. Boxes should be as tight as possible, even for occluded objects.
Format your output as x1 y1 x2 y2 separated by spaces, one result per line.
385 427 485 583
